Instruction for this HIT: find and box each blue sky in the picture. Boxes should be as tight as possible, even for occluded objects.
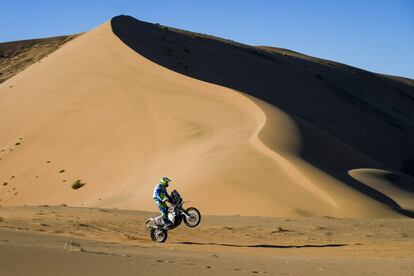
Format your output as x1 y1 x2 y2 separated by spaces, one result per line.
1 0 413 78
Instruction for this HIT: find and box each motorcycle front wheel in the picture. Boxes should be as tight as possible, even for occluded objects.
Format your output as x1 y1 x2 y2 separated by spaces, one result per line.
184 207 201 228
150 227 168 243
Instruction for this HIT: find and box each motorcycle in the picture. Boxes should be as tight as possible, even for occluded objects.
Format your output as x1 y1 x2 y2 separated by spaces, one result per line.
145 190 201 243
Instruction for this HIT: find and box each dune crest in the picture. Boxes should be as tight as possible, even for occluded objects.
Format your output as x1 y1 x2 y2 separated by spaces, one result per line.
0 16 413 217
349 169 414 212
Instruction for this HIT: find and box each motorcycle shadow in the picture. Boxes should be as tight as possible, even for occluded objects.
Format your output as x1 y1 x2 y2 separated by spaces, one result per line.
173 241 350 249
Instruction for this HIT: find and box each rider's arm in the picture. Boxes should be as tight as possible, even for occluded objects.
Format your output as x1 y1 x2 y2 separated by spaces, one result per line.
160 189 172 203
166 191 173 202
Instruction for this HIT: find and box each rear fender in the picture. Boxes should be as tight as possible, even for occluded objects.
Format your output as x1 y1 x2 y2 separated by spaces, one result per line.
146 216 163 227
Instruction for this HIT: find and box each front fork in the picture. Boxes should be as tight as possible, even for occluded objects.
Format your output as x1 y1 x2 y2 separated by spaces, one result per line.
180 208 191 219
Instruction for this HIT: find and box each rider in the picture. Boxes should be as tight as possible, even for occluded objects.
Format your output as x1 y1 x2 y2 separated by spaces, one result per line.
153 177 173 228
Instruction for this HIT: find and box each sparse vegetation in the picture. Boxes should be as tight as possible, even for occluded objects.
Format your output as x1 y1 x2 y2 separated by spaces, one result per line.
272 226 291 233
15 142 21 146
3 182 7 186
72 179 85 190
59 169 65 173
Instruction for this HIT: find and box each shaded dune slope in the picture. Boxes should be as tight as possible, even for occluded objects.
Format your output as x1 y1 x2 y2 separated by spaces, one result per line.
111 16 414 172
0 15 413 217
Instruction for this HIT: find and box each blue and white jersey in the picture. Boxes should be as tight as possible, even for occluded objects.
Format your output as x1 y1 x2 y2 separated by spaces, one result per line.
153 183 169 202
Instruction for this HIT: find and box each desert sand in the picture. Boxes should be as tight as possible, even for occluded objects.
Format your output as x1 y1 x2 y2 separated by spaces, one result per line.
0 206 413 275
0 16 413 218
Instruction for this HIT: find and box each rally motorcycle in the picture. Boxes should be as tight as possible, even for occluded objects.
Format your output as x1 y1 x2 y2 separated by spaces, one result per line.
145 190 201 243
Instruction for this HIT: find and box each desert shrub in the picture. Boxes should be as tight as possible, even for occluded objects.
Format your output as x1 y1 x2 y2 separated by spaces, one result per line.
71 179 85 190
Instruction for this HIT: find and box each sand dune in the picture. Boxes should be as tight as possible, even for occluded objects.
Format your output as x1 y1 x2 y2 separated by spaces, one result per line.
0 15 413 217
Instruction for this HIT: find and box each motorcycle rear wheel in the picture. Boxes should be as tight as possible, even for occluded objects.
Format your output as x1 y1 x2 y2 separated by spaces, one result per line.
150 227 168 243
184 207 201 228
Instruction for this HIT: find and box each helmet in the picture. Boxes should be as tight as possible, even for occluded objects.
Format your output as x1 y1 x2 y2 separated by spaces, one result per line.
160 177 171 187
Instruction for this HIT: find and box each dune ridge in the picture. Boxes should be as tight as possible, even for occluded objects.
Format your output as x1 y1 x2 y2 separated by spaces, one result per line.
0 16 413 217
240 96 338 207
0 35 79 83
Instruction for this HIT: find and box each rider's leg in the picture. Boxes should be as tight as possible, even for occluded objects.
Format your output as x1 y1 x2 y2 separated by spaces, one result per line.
155 200 172 226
